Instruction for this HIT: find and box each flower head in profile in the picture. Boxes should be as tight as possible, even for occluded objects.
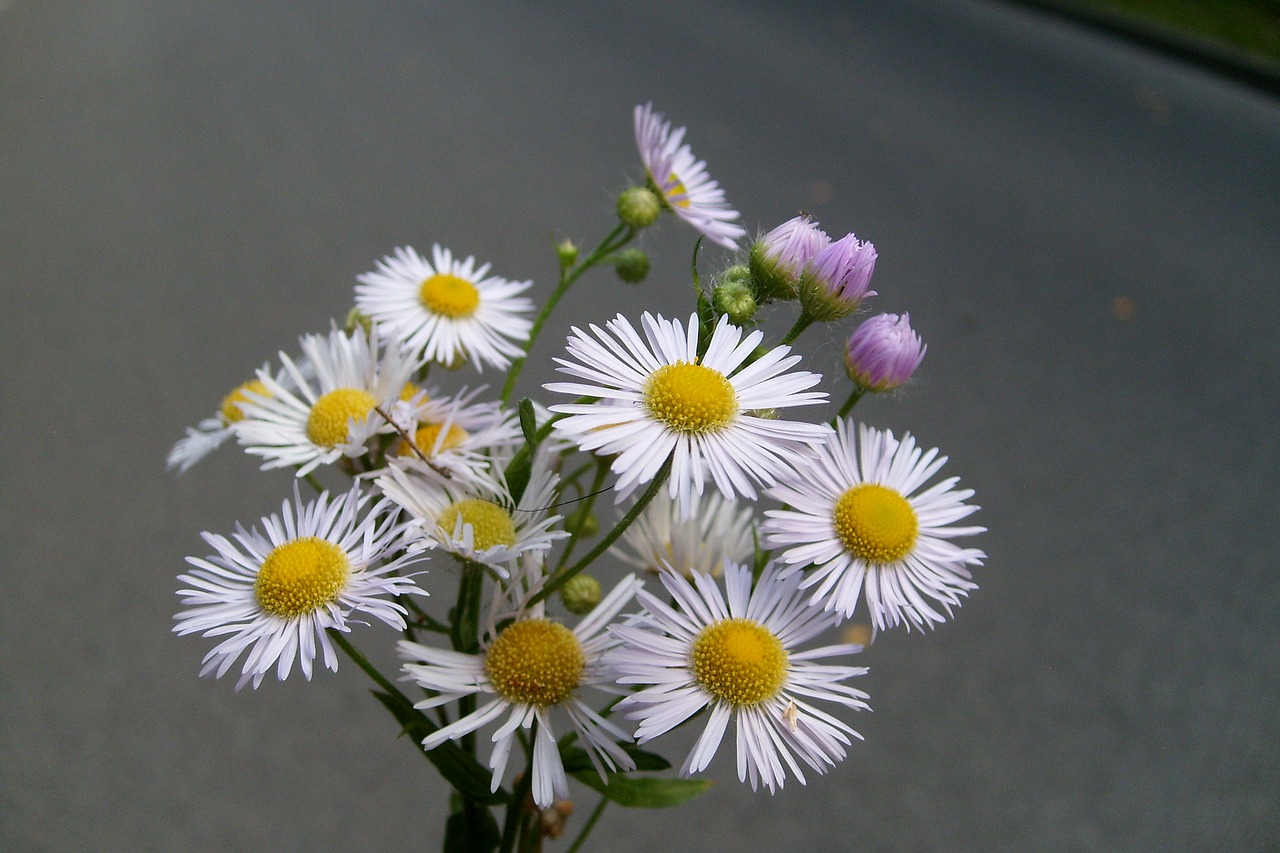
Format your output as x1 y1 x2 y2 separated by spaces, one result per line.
609 562 870 793
400 574 643 808
545 312 830 513
611 488 755 578
390 385 524 484
844 313 926 393
234 327 419 477
763 420 985 630
634 103 746 249
174 486 426 690
798 233 878 322
355 244 534 371
375 450 566 577
749 215 830 301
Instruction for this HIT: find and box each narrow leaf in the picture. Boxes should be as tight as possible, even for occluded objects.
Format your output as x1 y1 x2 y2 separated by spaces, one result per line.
570 771 713 808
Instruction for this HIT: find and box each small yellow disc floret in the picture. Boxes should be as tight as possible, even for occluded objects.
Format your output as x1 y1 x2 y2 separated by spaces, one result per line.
691 617 788 707
419 273 480 318
306 388 377 448
484 619 585 706
665 172 692 209
254 537 349 618
400 422 470 457
644 362 737 434
833 483 919 564
437 499 516 551
220 379 269 423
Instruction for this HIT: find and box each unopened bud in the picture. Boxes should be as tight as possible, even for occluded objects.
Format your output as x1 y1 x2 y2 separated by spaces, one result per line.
556 239 580 268
344 307 373 337
712 278 757 324
614 248 650 284
616 186 662 229
561 574 602 615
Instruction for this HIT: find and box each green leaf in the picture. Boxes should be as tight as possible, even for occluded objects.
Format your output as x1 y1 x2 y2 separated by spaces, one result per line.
570 771 713 808
560 743 671 774
518 398 539 448
370 690 507 805
443 804 500 853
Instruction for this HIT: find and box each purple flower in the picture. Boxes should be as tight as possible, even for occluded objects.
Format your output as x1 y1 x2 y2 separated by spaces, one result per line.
749 215 830 299
804 233 877 308
844 313 926 392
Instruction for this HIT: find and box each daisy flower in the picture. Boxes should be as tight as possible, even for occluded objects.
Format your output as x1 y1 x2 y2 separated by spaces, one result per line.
234 327 419 477
355 244 534 371
634 103 746 249
611 487 755 577
174 485 426 690
399 574 644 808
389 385 524 485
609 562 869 793
763 420 986 630
166 361 309 475
375 449 566 577
545 311 830 513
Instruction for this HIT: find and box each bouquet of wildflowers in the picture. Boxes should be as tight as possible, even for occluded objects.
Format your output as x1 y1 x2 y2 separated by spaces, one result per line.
169 103 986 852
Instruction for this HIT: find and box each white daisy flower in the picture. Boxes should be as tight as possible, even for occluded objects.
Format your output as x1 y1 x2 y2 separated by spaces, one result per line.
399 574 644 808
610 562 869 793
234 327 420 477
355 244 534 371
763 420 986 630
545 312 830 513
634 103 746 250
611 487 755 578
174 485 426 690
388 385 524 484
166 361 310 475
375 450 566 577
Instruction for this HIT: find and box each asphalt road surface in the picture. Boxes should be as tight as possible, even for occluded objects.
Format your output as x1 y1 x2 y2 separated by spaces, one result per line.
3 1 1278 850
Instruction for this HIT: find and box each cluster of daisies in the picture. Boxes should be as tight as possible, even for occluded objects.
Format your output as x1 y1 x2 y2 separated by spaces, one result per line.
169 103 986 822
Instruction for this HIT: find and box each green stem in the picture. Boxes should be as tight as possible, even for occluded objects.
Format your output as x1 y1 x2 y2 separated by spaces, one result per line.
835 386 866 420
780 311 815 346
529 457 672 607
328 630 401 698
501 223 634 404
554 457 611 572
566 796 608 853
302 472 325 495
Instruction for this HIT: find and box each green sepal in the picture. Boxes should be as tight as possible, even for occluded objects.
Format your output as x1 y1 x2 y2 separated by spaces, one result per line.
560 743 671 774
570 770 713 808
370 690 507 805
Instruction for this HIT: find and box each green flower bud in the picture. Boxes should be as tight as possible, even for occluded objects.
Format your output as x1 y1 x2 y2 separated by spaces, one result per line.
565 505 600 537
614 248 650 284
556 239 579 268
560 574 602 615
616 186 662 229
344 307 373 337
712 278 758 324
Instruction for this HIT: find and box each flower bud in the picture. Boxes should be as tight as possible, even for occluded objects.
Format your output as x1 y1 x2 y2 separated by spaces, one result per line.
560 573 602 615
844 313 926 392
712 276 758 324
614 248 650 284
556 239 579 268
616 186 663 229
565 505 600 537
344 306 373 337
748 215 829 300
798 232 877 322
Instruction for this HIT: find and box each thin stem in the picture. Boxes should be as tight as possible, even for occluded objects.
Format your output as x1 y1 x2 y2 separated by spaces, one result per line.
501 223 634 404
302 472 325 495
780 311 814 346
530 457 671 606
835 386 866 420
566 796 608 853
329 630 400 698
554 457 611 571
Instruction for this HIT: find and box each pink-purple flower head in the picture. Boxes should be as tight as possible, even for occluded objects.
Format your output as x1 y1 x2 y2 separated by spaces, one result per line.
844 313 926 393
749 215 831 300
798 233 878 322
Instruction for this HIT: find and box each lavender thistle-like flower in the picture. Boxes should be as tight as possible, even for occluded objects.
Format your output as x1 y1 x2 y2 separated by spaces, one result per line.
798 233 877 321
748 214 830 300
844 313 926 392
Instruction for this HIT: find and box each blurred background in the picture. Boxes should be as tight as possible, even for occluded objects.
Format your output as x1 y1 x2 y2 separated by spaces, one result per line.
3 1 1278 849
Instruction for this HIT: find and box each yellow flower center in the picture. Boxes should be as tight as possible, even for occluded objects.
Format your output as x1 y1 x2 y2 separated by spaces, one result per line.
833 483 919 563
484 619 585 706
305 388 377 448
437 499 516 551
419 273 480 318
219 379 269 423
691 618 788 707
254 537 349 618
665 172 692 209
400 382 428 403
400 422 470 457
644 362 737 434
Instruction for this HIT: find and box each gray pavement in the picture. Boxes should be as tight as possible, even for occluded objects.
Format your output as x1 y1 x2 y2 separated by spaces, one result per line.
2 0 1278 850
